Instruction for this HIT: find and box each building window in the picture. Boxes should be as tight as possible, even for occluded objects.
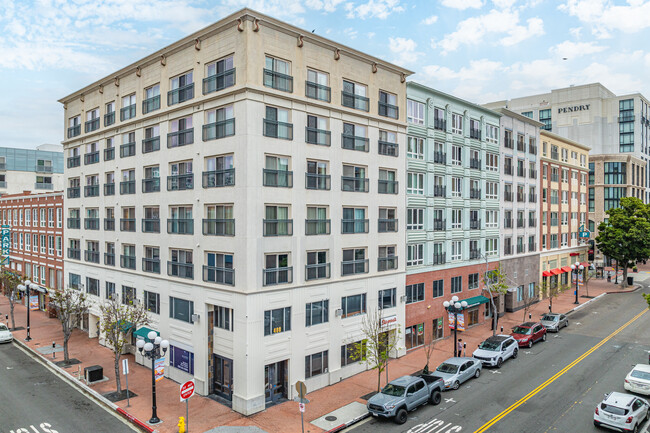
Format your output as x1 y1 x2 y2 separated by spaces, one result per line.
305 300 329 327
122 285 136 305
432 279 444 298
378 90 398 119
144 291 160 314
215 305 233 331
305 69 330 102
341 341 365 367
378 288 396 310
407 136 424 159
451 209 462 229
407 208 424 230
604 162 626 184
204 55 235 94
539 109 551 130
105 282 116 300
604 187 626 211
341 294 366 318
305 350 328 378
264 56 293 92
407 243 424 267
468 273 479 290
405 324 424 350
451 145 462 165
342 80 368 111
407 172 424 195
264 307 291 336
451 276 462 294
485 238 498 256
86 277 100 297
143 84 161 114
451 177 462 197
405 283 424 304
169 297 194 323
451 240 462 261
407 99 424 125
451 113 463 135
485 124 498 144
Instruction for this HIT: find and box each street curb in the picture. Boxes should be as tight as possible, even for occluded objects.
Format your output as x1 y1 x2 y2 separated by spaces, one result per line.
326 412 371 433
13 338 157 433
565 293 607 315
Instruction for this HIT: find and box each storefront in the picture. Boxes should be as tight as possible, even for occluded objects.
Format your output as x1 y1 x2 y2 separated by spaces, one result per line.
405 323 424 350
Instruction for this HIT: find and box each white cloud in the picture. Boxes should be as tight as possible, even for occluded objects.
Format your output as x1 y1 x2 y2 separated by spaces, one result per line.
345 0 404 19
388 37 422 64
343 27 358 39
367 32 376 38
440 0 484 10
559 0 650 38
305 0 346 12
421 15 438 25
492 0 516 8
499 17 544 46
550 40 607 59
422 59 504 82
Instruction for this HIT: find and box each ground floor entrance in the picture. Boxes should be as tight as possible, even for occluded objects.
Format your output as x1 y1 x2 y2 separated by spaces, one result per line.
213 354 233 401
264 360 288 407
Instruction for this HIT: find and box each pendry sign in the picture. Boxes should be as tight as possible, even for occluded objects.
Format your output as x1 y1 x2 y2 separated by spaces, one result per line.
558 104 590 114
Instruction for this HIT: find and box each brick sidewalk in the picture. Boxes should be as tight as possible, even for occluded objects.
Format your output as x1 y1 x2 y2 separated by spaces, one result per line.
1 268 645 433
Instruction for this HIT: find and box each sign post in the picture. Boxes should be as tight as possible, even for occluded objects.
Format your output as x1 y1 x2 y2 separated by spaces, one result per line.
122 358 130 407
180 380 195 433
295 381 308 433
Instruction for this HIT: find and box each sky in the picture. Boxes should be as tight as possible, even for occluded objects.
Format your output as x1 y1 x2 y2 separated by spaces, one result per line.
1 0 650 149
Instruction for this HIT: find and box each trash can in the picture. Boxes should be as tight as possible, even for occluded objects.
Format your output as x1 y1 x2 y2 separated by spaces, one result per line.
607 275 611 282
84 365 103 383
627 276 633 286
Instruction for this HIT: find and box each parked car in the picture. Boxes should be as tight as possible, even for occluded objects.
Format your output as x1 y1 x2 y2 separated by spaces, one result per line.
594 391 649 432
367 374 444 424
433 357 482 390
540 313 568 332
510 322 547 348
473 335 518 368
625 364 650 396
0 323 13 344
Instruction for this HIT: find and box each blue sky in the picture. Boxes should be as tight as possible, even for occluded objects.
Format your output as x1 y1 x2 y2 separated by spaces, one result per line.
1 0 650 149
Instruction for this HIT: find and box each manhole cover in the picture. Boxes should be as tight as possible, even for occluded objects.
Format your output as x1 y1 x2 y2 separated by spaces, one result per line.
325 416 337 422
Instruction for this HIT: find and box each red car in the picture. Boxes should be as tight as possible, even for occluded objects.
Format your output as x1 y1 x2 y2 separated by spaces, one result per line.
510 322 547 348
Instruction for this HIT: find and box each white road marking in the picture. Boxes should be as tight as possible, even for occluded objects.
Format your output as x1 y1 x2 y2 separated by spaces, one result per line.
525 351 531 354
408 418 463 433
491 370 501 374
445 397 456 403
575 322 581 325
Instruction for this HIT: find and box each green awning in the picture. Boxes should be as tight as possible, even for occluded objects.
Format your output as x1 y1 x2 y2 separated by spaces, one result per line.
119 321 133 333
464 295 490 307
133 327 159 339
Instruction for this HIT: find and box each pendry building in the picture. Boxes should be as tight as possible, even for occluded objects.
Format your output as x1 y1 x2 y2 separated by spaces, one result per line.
59 8 412 415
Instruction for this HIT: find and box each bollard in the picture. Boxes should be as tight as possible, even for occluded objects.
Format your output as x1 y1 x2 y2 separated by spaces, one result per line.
500 326 503 333
178 416 186 433
529 313 532 320
52 341 56 359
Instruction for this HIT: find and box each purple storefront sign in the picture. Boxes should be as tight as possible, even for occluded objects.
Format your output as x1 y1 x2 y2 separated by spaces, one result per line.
170 345 194 375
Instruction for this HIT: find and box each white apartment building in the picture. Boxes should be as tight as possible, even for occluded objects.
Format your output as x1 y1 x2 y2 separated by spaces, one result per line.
0 144 64 194
59 9 412 415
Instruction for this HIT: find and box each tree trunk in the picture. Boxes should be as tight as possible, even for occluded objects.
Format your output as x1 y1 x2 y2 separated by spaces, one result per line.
9 300 15 330
490 297 498 336
63 327 71 362
115 354 122 393
622 266 628 288
377 368 381 392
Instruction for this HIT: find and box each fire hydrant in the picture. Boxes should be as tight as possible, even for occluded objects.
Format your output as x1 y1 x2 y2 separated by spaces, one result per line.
178 416 186 433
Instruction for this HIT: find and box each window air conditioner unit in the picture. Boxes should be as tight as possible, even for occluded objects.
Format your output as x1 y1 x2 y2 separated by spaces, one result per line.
399 295 407 303
334 309 343 317
191 313 200 322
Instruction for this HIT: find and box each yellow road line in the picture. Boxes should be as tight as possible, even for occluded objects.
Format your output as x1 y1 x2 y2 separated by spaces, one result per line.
474 308 649 433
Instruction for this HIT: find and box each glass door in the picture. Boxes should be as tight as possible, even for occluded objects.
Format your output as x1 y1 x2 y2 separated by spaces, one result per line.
213 355 233 401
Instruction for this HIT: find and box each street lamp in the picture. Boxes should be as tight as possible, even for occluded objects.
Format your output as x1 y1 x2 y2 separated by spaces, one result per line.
136 331 169 424
18 279 35 341
570 261 584 305
443 296 468 357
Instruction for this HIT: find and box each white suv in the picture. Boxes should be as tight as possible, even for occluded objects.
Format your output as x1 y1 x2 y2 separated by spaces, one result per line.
472 335 518 368
594 392 649 433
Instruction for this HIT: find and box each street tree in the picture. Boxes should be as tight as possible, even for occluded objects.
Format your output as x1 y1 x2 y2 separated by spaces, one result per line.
483 266 509 336
99 295 150 393
521 284 537 322
350 309 400 392
596 197 650 288
0 270 21 330
49 287 89 363
643 293 650 310
540 280 569 313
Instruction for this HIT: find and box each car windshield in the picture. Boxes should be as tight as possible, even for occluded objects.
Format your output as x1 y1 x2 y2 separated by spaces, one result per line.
478 340 501 351
512 326 532 335
631 370 650 381
0 324 8 331
436 363 459 374
542 315 558 322
381 384 405 397
601 403 628 416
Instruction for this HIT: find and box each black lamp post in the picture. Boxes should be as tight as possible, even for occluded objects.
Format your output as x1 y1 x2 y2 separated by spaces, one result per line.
443 296 468 357
18 280 34 341
570 262 584 304
136 331 169 424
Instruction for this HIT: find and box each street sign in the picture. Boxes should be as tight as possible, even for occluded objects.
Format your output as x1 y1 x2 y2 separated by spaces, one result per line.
180 380 195 401
299 403 305 413
122 358 129 375
295 381 307 397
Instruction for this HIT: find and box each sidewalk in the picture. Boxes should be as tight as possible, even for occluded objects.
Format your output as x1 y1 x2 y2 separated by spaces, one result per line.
1 267 647 433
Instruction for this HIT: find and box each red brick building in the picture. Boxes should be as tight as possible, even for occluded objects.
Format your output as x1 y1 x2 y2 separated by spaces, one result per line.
0 191 64 310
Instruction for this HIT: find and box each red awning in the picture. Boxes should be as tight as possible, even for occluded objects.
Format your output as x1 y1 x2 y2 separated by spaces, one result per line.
550 268 562 275
581 262 590 267
542 271 552 277
561 266 573 273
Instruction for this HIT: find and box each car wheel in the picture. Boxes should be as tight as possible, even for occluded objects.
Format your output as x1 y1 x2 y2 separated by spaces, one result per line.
565 320 569 328
496 358 503 368
430 390 442 405
452 381 460 390
528 340 533 348
394 408 408 425
512 349 518 359
632 423 638 433
542 333 547 342
475 368 481 378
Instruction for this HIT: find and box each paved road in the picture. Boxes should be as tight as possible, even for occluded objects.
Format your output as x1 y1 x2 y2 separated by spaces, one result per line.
350 285 650 433
0 343 136 433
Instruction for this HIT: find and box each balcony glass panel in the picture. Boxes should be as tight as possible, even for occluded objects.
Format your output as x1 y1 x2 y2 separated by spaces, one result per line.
202 169 235 188
202 119 235 141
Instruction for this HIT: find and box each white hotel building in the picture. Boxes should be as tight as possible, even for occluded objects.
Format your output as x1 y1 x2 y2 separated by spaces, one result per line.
59 9 411 415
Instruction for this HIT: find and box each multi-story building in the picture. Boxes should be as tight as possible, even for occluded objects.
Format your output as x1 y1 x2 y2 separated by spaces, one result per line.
492 108 542 312
0 191 64 310
59 8 412 415
0 144 64 194
404 82 500 348
538 131 589 290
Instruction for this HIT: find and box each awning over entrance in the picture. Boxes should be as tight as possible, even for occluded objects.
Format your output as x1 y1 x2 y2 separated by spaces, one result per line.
581 262 590 268
115 321 133 334
542 271 552 277
463 295 490 307
550 268 562 275
561 266 573 273
134 326 159 339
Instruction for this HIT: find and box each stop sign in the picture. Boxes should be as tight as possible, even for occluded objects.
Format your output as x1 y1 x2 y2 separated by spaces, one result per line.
180 380 195 401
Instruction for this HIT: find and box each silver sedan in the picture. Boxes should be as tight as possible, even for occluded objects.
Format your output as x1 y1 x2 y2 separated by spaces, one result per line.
432 357 482 391
540 313 568 332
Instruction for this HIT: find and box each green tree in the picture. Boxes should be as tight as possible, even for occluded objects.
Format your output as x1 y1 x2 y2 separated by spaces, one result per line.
483 266 509 336
539 279 570 313
643 293 650 310
0 270 22 330
50 287 89 363
596 197 650 288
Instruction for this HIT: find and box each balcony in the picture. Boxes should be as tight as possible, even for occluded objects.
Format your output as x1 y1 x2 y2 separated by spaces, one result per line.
120 142 135 158
470 219 481 230
529 193 537 203
378 219 398 233
341 259 368 276
84 152 99 165
120 105 136 121
305 80 331 102
434 118 446 131
263 119 293 140
263 169 293 188
168 83 195 105
203 119 235 141
203 68 236 94
305 173 330 190
341 176 369 192
263 267 293 286
203 265 235 285
529 218 537 227
433 185 446 198
469 158 481 170
529 169 537 179
35 182 53 190
85 118 99 133
504 245 513 255
35 165 53 173
120 255 136 270
305 219 330 236
529 144 537 155
67 156 80 168
120 218 136 232
342 134 369 152
504 191 513 202
378 179 398 194
67 125 80 138
341 219 369 234
67 248 80 260
167 129 194 148
528 243 537 252
470 249 481 260
167 174 194 191
263 219 293 236
504 165 513 176
517 140 525 152
341 91 369 111
84 185 99 197
202 219 235 236
84 218 100 230
143 258 161 274
433 219 446 231
504 218 513 228
142 95 161 114
263 69 293 92
142 218 160 233
378 141 398 157
470 188 481 199
120 180 135 195
142 178 160 193
203 169 235 188
504 137 513 149
517 244 525 254
104 253 115 266
104 112 115 127
516 219 525 228
67 218 80 229
517 193 526 202
470 128 481 140
67 187 80 198
305 126 331 146
104 218 115 231
378 101 399 119
434 151 446 164
432 253 446 265
305 263 330 281
104 147 115 161
84 250 100 263
142 137 160 154
378 256 398 271
517 167 526 177
167 219 194 235
104 183 115 196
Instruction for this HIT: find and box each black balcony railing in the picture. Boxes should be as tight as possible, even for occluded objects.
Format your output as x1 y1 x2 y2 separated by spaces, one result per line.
263 267 293 286
342 134 369 152
378 256 398 271
202 219 235 236
529 169 537 179
517 244 525 254
143 258 161 274
67 125 81 138
433 185 446 197
120 142 135 158
142 178 160 193
84 118 99 133
341 259 369 276
378 179 398 194
263 119 293 140
203 119 235 141
469 249 481 260
529 144 537 155
305 219 330 236
378 141 398 157
142 218 160 233
120 255 136 270
341 177 369 192
120 218 136 232
263 169 293 188
504 137 514 149
528 243 537 252
504 218 513 228
104 218 115 231
517 140 525 152
305 126 331 146
305 81 331 102
517 219 525 228
120 105 136 121
84 250 100 263
67 187 80 199
470 219 481 230
470 128 481 140
378 101 399 119
263 69 293 92
67 218 80 229
67 248 81 260
168 83 195 105
433 219 446 231
504 245 513 255
529 218 537 227
167 219 194 235
504 165 513 176
305 263 330 281
432 253 446 265
142 137 160 154
434 118 446 131
104 253 115 266
517 193 526 202
263 219 293 236
84 152 99 165
84 185 99 197
378 219 398 233
104 147 115 161
167 174 194 191
504 191 513 202
305 173 330 190
104 111 115 127
67 156 80 168
120 180 135 195
142 95 161 114
203 169 235 188
104 183 115 196
434 151 446 164
341 219 369 234
203 68 236 94
203 265 235 285
341 91 369 111
167 129 194 148
84 218 99 230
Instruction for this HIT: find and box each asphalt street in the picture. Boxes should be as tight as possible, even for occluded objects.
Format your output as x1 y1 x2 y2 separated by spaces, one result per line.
350 284 650 433
0 342 136 433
